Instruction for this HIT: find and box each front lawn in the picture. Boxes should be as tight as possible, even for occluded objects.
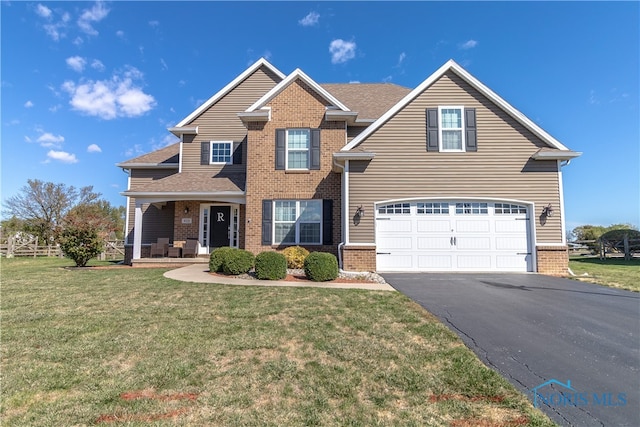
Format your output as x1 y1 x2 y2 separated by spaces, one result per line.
569 257 640 292
1 258 553 426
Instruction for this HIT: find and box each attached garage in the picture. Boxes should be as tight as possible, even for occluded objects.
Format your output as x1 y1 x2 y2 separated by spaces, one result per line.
375 200 533 272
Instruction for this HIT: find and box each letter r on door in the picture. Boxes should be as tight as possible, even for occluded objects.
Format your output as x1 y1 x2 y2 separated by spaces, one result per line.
217 212 224 222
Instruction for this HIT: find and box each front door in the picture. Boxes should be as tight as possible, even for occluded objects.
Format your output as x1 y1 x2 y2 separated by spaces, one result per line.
209 206 231 248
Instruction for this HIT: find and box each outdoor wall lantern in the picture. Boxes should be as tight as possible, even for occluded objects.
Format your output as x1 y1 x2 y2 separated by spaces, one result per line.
542 204 554 217
355 205 365 217
184 207 190 214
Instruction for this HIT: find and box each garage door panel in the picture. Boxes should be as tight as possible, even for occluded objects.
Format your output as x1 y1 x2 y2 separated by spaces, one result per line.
378 236 412 250
456 236 491 250
495 236 528 250
417 254 453 269
377 219 412 233
377 254 413 270
456 219 490 233
417 237 451 250
417 219 451 233
495 219 528 233
456 255 492 269
496 254 529 270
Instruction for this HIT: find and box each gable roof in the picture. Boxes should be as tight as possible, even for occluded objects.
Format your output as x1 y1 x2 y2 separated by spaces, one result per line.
343 59 572 152
175 58 285 128
117 142 180 168
321 83 411 121
246 68 350 113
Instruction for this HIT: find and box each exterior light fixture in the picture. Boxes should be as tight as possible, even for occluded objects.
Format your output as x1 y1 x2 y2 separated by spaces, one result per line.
355 205 365 217
184 207 190 214
542 204 554 217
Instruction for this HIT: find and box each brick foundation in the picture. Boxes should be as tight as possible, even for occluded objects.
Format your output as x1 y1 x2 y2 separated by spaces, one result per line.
342 245 376 272
536 246 569 276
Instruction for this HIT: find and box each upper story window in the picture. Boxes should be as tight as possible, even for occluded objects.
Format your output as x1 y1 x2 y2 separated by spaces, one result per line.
439 106 464 152
275 128 321 171
210 141 232 164
287 129 310 169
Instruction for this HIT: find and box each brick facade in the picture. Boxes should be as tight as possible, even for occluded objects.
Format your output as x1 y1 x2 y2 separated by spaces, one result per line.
536 246 569 276
244 79 343 256
174 201 200 247
342 245 376 272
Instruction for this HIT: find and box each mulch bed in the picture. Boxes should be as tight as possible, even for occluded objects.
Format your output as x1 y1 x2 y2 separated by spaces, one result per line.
210 271 375 284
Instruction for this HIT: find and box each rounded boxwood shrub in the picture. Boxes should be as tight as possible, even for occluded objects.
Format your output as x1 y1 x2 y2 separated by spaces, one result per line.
304 252 339 282
222 249 255 275
282 245 309 269
209 247 234 273
255 251 287 280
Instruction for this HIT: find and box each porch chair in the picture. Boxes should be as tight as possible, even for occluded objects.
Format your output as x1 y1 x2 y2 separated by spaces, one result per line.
182 238 199 258
150 237 170 257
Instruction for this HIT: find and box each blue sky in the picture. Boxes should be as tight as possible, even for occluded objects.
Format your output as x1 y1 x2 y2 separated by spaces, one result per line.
1 1 638 232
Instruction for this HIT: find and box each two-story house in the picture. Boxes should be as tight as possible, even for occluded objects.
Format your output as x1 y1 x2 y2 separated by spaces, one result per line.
118 58 580 275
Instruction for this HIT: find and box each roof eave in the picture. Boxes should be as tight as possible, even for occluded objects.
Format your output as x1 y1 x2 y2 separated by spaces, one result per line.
116 162 179 169
531 151 582 161
237 108 271 124
325 110 359 124
168 126 198 136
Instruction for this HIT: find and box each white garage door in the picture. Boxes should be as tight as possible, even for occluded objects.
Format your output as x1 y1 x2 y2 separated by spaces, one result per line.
376 201 532 272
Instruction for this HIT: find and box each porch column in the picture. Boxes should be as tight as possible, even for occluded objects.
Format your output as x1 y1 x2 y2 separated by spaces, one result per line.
133 202 143 259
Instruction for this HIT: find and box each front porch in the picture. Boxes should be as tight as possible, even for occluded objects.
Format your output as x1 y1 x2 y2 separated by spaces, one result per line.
131 255 209 268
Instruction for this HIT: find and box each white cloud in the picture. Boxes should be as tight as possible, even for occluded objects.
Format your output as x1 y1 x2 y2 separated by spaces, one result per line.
24 136 32 143
47 150 78 164
148 20 159 27
124 144 144 158
329 39 356 64
349 80 360 84
73 37 84 46
91 59 105 71
397 52 406 66
160 58 168 70
49 104 62 113
61 67 156 119
87 143 102 153
24 100 34 108
382 75 393 83
116 30 125 39
77 1 109 36
37 132 65 148
299 12 320 27
459 39 478 50
66 56 87 72
35 4 52 19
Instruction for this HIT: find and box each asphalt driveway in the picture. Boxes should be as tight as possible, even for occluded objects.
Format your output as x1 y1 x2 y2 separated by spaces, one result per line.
383 273 640 427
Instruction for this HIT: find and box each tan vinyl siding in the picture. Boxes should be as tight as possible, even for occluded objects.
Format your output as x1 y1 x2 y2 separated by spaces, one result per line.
181 66 281 172
347 125 368 143
349 71 563 244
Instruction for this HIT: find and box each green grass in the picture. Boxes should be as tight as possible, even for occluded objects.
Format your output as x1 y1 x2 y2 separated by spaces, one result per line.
1 257 554 426
569 257 640 292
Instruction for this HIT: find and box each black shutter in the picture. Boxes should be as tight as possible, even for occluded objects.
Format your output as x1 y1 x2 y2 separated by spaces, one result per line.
322 199 333 245
200 141 210 165
262 200 272 245
275 129 286 170
465 108 477 152
426 108 439 152
310 129 321 170
233 142 243 164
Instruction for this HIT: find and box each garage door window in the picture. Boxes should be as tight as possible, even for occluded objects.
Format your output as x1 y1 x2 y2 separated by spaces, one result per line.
455 202 488 215
417 202 450 214
378 203 410 214
495 203 527 214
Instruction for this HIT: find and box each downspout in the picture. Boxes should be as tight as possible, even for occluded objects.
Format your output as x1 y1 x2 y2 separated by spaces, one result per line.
558 159 570 274
333 158 346 270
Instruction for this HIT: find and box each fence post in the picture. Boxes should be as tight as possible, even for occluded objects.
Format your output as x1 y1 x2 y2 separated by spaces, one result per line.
34 236 38 258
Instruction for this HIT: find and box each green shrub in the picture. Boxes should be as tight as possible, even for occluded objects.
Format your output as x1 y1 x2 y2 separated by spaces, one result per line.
222 249 255 275
304 252 339 282
58 226 103 267
282 245 309 269
255 251 287 280
209 247 235 273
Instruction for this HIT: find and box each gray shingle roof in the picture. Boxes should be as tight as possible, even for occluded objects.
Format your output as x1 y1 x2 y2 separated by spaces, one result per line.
321 83 411 120
124 172 245 194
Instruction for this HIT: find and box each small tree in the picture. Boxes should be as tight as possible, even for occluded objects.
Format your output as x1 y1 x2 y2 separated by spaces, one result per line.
58 225 103 267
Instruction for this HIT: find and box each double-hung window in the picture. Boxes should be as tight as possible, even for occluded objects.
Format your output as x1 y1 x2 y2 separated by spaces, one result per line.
439 106 465 151
210 141 232 164
286 129 310 169
274 200 322 245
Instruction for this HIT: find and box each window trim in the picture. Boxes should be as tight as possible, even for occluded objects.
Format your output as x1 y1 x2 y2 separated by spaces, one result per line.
285 129 310 170
209 140 233 165
272 199 322 245
438 106 465 152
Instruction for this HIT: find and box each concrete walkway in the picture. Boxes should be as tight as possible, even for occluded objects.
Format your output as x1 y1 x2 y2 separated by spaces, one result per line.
163 263 395 291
